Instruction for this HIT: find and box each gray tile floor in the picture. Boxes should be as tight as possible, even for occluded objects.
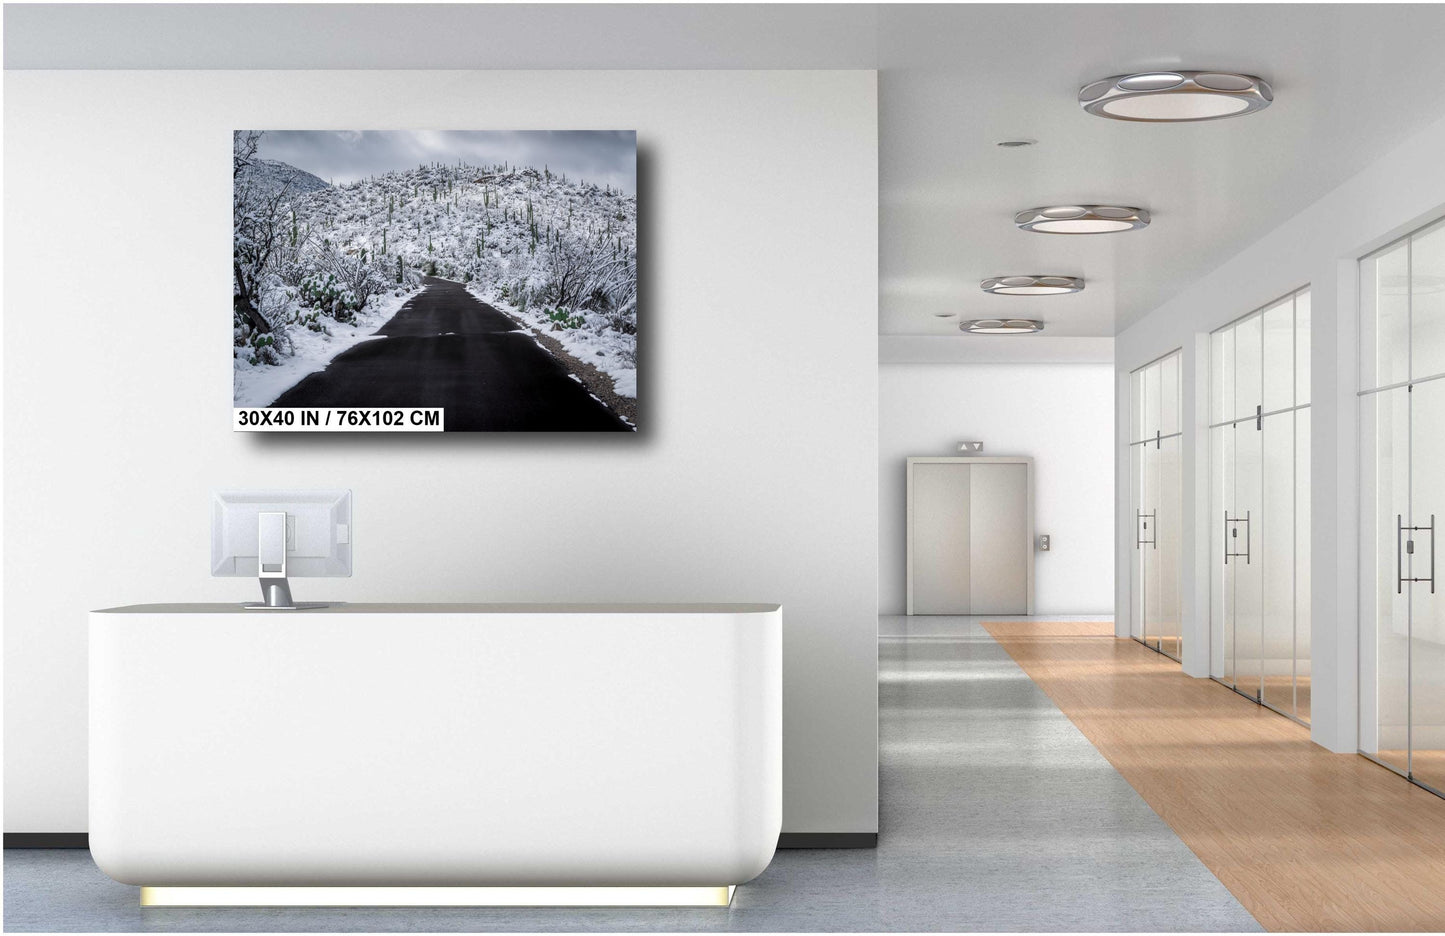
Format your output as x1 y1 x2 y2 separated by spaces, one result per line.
3 615 1260 932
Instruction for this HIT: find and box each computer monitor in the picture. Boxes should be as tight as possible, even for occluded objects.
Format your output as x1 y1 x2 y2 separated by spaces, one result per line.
211 490 352 609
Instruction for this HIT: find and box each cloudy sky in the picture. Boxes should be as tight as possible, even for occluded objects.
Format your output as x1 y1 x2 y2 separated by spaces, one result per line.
252 130 636 193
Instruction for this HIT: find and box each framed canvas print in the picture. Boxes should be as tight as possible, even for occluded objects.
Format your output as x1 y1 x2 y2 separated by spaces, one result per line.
232 130 637 432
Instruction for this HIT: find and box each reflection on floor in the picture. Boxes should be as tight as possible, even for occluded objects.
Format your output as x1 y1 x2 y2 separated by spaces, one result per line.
2 615 1258 933
986 620 1445 932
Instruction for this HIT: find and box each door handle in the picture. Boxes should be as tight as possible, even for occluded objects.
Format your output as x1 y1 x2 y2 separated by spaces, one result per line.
1225 510 1250 565
1136 509 1157 550
1399 514 1437 595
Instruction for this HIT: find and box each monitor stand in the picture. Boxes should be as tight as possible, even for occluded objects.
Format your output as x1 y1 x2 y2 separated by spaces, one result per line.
245 577 330 611
244 511 331 610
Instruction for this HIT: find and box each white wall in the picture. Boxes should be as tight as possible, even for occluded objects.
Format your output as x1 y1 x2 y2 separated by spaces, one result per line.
1114 110 1445 754
879 361 1115 615
2 70 879 834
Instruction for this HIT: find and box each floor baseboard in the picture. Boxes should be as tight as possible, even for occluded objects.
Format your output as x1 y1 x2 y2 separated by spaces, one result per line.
7 832 878 850
776 832 878 848
5 833 89 849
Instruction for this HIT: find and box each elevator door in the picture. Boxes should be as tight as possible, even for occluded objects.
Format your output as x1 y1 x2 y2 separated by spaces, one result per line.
907 457 1033 615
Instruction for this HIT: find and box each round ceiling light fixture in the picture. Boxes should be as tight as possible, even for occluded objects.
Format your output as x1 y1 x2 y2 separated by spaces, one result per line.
1015 205 1150 234
1079 71 1272 122
959 319 1045 335
981 275 1084 296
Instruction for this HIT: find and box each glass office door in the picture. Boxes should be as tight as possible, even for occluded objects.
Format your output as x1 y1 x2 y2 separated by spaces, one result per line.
1360 217 1445 791
1210 289 1312 723
1131 350 1183 661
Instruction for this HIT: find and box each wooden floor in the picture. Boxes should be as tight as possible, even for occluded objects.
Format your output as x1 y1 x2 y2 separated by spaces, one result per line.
984 620 1445 933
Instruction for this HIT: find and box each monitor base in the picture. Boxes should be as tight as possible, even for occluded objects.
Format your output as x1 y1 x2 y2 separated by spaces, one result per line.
248 577 333 610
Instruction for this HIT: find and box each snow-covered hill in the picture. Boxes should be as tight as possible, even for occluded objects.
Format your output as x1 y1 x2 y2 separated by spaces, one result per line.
239 157 330 198
233 131 637 405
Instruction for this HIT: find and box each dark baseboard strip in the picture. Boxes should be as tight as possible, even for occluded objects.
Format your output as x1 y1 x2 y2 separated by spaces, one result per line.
7 831 877 850
5 833 89 849
777 832 877 849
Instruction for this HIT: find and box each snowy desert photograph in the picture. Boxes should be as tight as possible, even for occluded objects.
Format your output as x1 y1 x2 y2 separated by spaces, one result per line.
232 129 638 431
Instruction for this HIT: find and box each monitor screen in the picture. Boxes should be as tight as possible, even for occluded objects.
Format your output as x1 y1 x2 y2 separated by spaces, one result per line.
211 490 352 578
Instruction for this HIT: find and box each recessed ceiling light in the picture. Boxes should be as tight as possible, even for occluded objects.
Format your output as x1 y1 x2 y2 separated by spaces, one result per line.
981 275 1084 296
1079 71 1272 122
960 319 1045 335
1015 205 1150 234
996 139 1037 148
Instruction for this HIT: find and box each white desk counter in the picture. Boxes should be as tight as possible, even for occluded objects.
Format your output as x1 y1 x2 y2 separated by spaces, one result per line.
89 603 781 892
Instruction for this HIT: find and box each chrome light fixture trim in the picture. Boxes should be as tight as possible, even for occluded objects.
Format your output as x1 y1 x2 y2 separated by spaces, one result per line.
1079 71 1272 122
959 319 1045 335
1014 205 1150 234
981 275 1084 296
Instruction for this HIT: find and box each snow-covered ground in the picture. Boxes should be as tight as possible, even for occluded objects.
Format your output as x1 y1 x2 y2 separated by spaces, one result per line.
233 287 415 406
470 285 637 399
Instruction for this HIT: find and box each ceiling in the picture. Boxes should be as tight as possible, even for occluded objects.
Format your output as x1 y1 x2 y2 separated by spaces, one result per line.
11 3 1445 336
875 5 1445 336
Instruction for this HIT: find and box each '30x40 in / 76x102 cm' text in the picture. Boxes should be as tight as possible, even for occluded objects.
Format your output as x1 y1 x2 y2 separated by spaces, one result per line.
233 408 444 432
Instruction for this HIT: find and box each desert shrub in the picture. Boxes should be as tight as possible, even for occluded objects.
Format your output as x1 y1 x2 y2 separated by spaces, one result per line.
546 307 586 330
299 272 364 322
244 330 287 366
605 309 637 336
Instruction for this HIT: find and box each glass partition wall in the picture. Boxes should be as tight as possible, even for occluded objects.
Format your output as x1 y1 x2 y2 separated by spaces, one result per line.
1209 289 1312 723
1360 217 1445 795
1130 351 1183 661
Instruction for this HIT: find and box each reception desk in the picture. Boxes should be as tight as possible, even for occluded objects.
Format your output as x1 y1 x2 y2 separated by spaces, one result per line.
88 603 782 906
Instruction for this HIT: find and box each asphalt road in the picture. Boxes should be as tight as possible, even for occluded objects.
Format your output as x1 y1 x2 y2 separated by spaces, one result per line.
271 278 631 431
